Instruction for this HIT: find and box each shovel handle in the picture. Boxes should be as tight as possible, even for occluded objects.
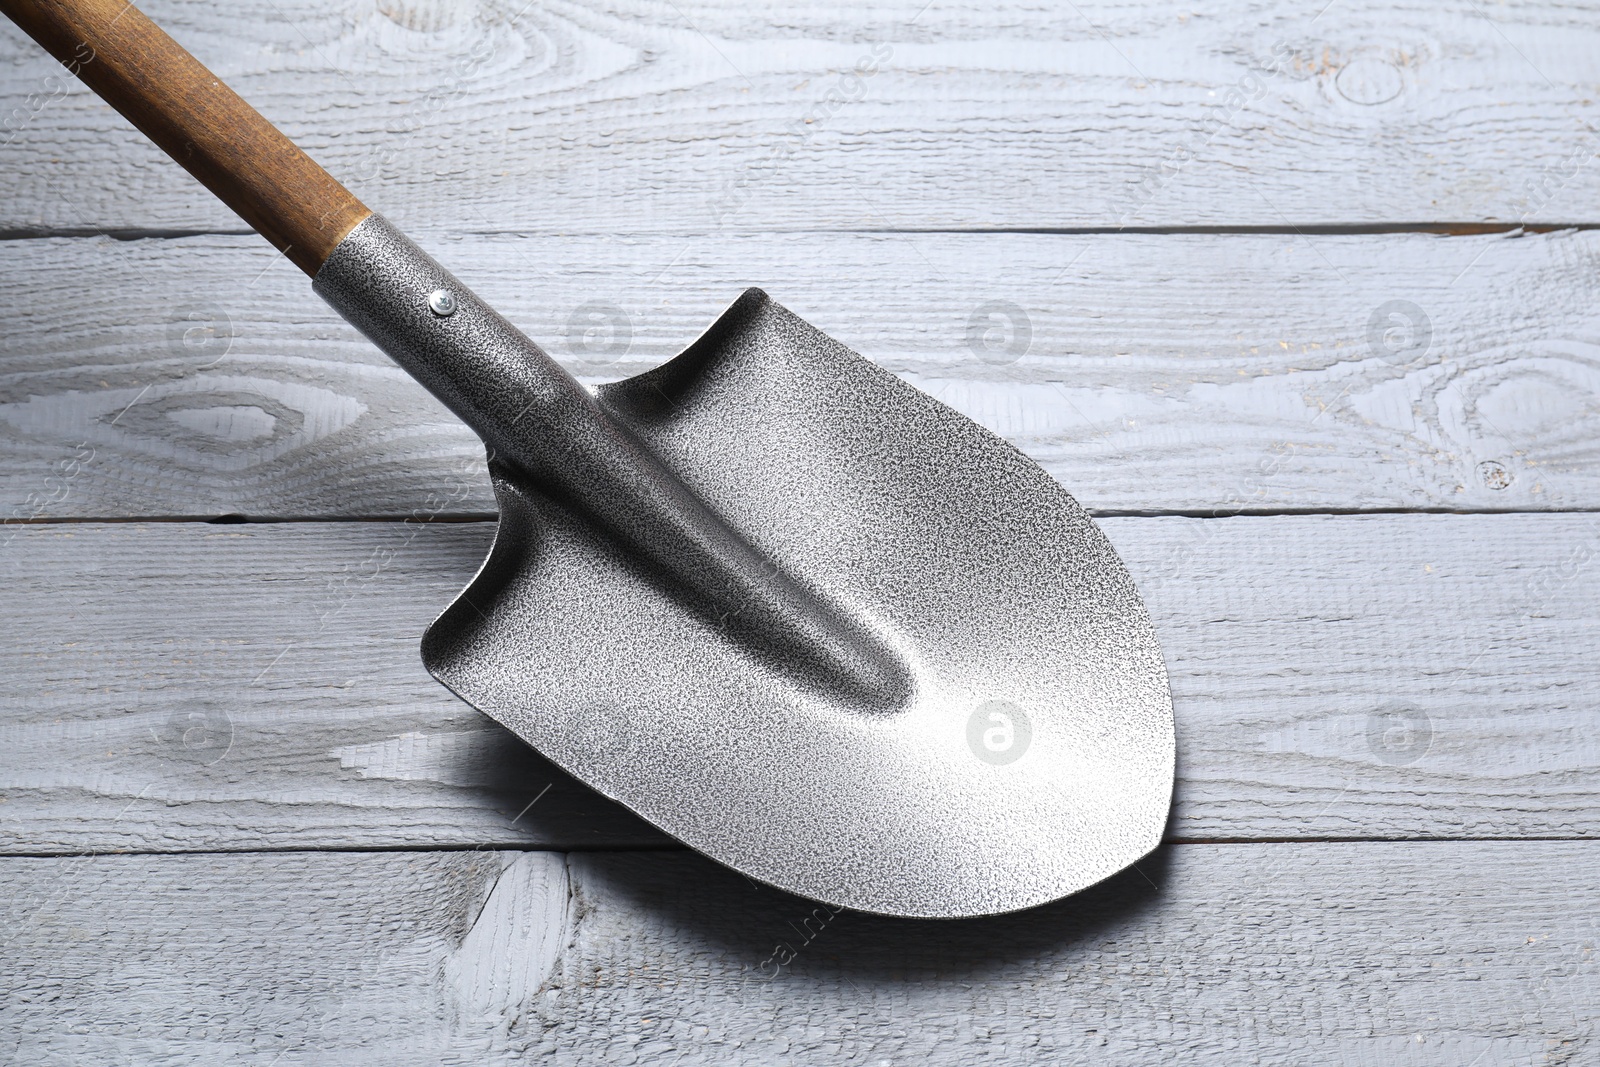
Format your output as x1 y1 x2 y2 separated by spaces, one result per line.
1 0 370 275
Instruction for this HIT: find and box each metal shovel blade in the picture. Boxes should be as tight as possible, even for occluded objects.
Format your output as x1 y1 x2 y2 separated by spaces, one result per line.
420 289 1174 919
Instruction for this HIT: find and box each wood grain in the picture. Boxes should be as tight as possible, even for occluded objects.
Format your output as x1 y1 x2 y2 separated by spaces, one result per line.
0 849 571 1064
1 843 1595 1063
550 845 1600 1065
3 2 1595 1055
3 0 1600 233
5 228 1600 521
3 513 1596 854
0 519 669 852
0 0 370 273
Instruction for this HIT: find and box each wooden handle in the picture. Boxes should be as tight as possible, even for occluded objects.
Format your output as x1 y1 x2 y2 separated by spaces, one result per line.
1 0 370 275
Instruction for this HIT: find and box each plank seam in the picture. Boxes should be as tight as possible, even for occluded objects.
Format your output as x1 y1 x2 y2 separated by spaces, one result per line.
3 223 1597 242
3 836 1595 860
11 504 1600 528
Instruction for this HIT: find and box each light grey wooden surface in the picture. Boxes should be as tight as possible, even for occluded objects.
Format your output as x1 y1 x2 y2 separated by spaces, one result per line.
3 0 1600 234
2 845 1596 1064
5 228 1600 519
2 0 1598 1063
3 512 1598 853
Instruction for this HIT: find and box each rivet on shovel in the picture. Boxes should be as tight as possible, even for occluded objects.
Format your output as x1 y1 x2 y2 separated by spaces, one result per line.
426 289 457 317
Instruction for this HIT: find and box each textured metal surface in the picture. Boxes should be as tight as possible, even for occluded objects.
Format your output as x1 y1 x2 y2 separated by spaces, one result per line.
316 215 908 706
315 215 1174 918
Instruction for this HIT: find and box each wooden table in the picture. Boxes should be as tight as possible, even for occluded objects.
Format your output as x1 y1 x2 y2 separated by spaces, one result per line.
3 1 1598 1062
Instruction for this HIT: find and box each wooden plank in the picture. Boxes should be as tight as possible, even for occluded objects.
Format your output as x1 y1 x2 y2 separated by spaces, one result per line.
2 512 1596 853
3 0 1600 232
2 842 1596 1063
5 228 1600 520
552 845 1600 1065
0 520 669 852
0 849 571 1064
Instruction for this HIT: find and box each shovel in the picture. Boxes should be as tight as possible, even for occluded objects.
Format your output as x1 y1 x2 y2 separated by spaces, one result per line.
4 0 1174 918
